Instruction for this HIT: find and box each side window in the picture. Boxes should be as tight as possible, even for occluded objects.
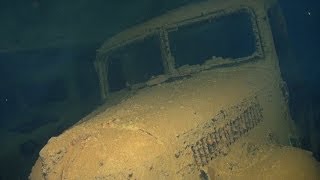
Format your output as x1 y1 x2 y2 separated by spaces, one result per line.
169 10 257 68
107 35 164 92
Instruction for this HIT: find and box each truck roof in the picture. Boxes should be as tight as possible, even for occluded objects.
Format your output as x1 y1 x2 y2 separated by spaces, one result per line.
96 0 276 56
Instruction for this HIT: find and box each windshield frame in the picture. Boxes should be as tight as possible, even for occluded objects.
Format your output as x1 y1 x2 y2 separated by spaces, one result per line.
95 6 264 98
163 7 264 75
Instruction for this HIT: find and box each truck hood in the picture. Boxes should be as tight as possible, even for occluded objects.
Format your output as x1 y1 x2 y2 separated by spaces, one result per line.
32 61 283 179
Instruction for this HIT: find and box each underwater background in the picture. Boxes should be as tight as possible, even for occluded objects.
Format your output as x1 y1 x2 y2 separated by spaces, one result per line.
0 0 319 179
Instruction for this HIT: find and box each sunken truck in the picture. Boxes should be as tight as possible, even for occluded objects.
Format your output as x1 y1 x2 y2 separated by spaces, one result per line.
30 0 320 179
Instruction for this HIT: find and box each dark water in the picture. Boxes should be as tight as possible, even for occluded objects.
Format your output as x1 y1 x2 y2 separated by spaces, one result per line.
0 0 319 179
0 46 101 179
278 0 320 159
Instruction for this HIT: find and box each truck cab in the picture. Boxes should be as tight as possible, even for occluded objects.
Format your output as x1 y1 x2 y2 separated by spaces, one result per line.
30 0 320 179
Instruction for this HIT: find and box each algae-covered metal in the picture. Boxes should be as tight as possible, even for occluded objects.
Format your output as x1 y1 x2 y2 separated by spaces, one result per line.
30 0 305 179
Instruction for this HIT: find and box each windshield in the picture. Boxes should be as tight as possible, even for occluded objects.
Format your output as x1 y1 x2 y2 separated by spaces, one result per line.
107 35 164 92
168 9 259 68
104 9 261 93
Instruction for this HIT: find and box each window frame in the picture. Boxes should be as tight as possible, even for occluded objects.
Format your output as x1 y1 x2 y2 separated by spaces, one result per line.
162 7 264 75
104 33 167 92
100 6 264 96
